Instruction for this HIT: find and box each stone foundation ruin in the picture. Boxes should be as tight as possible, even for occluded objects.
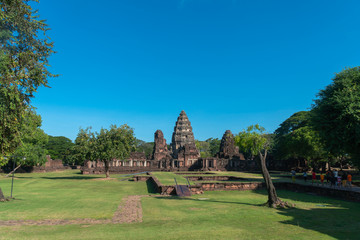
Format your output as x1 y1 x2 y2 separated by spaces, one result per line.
81 110 250 174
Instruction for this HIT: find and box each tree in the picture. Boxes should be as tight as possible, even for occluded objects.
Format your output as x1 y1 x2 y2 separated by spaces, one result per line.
274 111 328 170
135 139 154 159
206 138 221 157
95 125 136 178
194 138 221 158
72 127 94 167
0 0 56 162
45 136 74 162
75 125 136 178
195 140 211 158
11 108 48 166
312 67 360 167
235 124 292 208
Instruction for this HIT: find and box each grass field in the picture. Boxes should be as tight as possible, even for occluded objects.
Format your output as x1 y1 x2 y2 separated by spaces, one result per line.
1 170 360 240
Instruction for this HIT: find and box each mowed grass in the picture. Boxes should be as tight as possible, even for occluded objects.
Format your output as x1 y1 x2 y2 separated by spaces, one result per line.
1 170 360 240
151 172 194 185
0 170 148 220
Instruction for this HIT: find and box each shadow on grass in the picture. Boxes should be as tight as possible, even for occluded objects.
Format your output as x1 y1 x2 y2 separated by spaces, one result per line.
146 179 158 194
151 190 360 239
12 176 34 179
152 196 260 207
277 205 358 239
252 189 360 240
41 176 100 180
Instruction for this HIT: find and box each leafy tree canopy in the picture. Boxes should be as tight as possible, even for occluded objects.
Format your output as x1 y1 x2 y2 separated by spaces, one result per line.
274 111 311 136
195 138 221 158
135 139 154 159
234 125 291 208
71 127 94 166
0 0 56 161
195 140 210 158
235 124 270 158
206 138 221 157
10 108 48 166
312 67 360 167
73 125 136 178
45 136 74 162
274 111 327 167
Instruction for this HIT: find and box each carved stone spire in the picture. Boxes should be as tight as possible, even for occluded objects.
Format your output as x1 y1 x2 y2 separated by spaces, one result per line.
171 110 199 159
219 130 239 158
152 130 170 161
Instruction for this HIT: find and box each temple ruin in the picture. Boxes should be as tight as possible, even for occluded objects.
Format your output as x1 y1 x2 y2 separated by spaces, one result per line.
170 110 200 167
82 110 247 174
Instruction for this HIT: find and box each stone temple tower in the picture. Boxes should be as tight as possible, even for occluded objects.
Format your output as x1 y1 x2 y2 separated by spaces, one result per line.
171 110 199 160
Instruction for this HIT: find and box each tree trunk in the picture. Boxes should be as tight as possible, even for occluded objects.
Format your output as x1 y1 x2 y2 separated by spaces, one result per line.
0 188 5 202
259 150 292 208
104 161 110 178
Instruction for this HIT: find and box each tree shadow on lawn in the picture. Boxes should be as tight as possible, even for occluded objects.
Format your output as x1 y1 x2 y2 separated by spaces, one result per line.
152 196 260 207
151 190 360 239
11 176 34 179
41 176 101 180
253 189 360 240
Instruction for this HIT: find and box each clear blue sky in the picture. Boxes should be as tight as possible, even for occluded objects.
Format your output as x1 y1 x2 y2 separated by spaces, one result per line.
31 0 360 143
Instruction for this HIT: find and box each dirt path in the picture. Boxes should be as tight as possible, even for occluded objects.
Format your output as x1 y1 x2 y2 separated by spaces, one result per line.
0 195 150 227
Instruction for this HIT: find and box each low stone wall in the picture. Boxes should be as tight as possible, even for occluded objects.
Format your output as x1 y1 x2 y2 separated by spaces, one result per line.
175 172 215 175
146 173 176 195
198 182 265 191
134 173 360 202
81 167 161 175
186 176 247 181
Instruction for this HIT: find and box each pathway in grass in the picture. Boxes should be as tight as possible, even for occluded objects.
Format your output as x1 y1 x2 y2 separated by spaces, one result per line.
0 195 148 226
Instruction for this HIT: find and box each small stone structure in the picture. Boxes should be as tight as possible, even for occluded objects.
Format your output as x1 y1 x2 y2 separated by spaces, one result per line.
81 110 250 174
44 155 65 170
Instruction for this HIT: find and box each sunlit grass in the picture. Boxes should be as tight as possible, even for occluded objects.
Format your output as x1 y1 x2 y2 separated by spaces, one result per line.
1 170 360 240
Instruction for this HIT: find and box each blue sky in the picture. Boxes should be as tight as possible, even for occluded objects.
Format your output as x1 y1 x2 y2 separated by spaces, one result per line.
32 0 360 142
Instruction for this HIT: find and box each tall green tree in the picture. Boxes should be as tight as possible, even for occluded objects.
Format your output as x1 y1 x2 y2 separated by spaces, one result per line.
235 125 292 208
95 125 136 178
0 0 56 163
206 138 221 157
74 125 136 178
312 67 360 167
135 139 154 159
195 140 211 158
11 108 48 166
45 136 74 162
274 111 327 169
72 127 95 167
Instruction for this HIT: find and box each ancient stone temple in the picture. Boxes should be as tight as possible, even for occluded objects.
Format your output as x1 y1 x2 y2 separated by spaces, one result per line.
152 130 171 161
170 110 200 165
218 130 240 159
81 111 251 175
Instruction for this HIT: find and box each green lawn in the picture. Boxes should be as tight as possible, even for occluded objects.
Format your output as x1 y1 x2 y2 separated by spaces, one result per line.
1 170 360 240
0 170 148 221
151 172 194 185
